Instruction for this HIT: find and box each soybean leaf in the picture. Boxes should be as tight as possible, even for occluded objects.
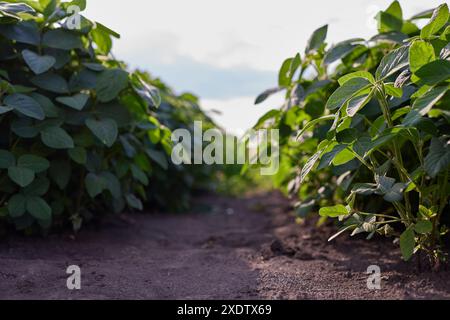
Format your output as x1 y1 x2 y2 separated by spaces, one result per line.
17 154 49 173
421 4 449 39
126 194 143 210
49 160 71 189
100 171 121 199
424 138 450 178
68 146 87 164
326 77 372 110
22 50 56 75
132 77 161 108
0 106 13 114
278 58 294 87
346 90 374 117
96 69 129 103
8 194 26 218
56 93 89 110
409 40 435 73
0 150 15 169
31 73 69 94
41 126 74 149
85 118 118 147
42 29 83 50
338 71 375 86
400 227 415 261
0 21 40 45
415 221 433 234
324 39 362 65
85 173 106 198
403 86 449 126
4 94 45 120
255 87 282 105
413 60 450 86
377 1 403 33
297 115 336 139
306 25 328 53
8 166 35 187
376 45 409 80
26 196 52 221
319 204 349 218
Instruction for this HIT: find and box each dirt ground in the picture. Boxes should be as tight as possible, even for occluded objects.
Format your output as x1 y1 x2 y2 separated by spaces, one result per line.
0 192 449 300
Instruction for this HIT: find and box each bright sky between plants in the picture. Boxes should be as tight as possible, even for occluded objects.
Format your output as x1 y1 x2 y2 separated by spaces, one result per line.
85 0 445 134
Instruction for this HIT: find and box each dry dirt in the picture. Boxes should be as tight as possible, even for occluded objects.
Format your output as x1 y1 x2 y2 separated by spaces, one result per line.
0 192 449 300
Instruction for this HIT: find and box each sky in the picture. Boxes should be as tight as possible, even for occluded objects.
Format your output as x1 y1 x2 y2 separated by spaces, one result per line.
85 0 446 134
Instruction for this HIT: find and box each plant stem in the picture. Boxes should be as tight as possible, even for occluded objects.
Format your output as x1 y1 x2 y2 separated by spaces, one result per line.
375 86 413 222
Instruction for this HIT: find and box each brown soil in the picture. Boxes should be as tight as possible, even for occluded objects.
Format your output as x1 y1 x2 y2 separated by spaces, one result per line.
0 192 449 300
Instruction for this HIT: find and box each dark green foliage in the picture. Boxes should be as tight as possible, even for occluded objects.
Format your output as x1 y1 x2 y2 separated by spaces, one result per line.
0 0 217 233
255 2 450 263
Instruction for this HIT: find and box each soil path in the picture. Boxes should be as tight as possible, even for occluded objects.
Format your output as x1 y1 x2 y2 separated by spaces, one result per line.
0 192 449 300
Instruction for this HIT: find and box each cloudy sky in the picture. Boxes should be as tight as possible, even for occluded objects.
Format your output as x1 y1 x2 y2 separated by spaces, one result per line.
85 0 444 134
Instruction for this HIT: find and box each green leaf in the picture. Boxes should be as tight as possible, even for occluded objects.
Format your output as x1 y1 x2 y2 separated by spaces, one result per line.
413 60 450 86
319 204 349 218
403 86 449 126
421 4 449 39
383 182 406 202
305 25 328 53
377 1 403 33
85 118 118 147
41 126 74 149
22 50 56 75
8 166 35 187
146 149 168 170
42 29 83 50
324 39 362 65
424 138 450 178
91 24 112 54
133 77 161 108
296 115 336 139
94 21 120 39
0 150 15 169
56 93 89 110
100 172 121 199
26 196 52 221
255 87 282 105
31 73 69 94
131 164 149 186
0 21 40 45
317 144 347 170
332 148 355 166
8 194 26 218
30 93 59 118
376 46 409 80
414 221 433 234
384 83 403 98
278 58 294 87
85 173 106 198
409 40 435 74
125 194 143 210
400 228 415 261
4 93 45 120
346 91 373 117
68 147 87 164
338 71 375 86
17 154 49 173
0 106 13 114
49 160 71 189
23 177 50 196
96 69 129 103
326 78 371 110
